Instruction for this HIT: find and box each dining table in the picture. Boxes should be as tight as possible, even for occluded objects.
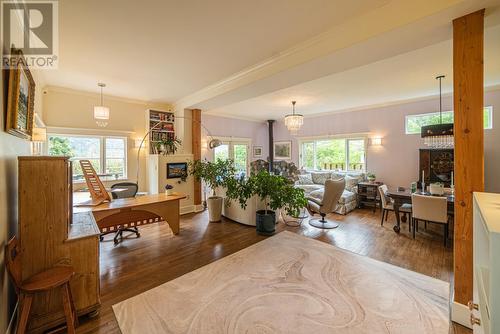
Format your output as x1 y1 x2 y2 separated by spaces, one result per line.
386 189 454 233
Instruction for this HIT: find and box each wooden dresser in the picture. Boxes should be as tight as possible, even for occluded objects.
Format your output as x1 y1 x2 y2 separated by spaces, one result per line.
18 156 100 333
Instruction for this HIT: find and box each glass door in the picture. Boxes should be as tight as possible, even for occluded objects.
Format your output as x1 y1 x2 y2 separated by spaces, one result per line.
233 143 249 177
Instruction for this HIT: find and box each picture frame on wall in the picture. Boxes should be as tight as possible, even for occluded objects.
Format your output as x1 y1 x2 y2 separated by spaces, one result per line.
273 141 292 160
253 146 263 158
167 162 188 179
5 48 36 139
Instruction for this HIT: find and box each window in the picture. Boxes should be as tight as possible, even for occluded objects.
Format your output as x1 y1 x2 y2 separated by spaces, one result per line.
213 139 250 176
48 134 127 182
300 137 366 171
405 106 493 134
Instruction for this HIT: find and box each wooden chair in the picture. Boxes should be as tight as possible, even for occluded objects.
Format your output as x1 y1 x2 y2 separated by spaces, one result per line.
411 194 449 246
378 185 412 231
5 236 78 334
80 159 111 206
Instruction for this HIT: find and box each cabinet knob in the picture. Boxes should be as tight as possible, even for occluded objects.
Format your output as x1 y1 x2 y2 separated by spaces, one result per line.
470 314 481 326
468 300 479 311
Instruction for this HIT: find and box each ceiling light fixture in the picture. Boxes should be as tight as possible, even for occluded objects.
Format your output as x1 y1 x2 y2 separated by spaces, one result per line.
94 83 110 127
284 101 303 134
421 75 453 148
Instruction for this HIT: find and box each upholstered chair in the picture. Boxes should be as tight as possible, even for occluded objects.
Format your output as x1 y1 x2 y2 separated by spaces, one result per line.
307 179 345 229
378 185 412 231
411 194 449 246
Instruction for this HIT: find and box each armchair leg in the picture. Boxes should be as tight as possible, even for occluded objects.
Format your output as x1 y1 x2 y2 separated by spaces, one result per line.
309 213 339 229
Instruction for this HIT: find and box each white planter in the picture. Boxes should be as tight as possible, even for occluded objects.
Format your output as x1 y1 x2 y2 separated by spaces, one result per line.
207 196 223 222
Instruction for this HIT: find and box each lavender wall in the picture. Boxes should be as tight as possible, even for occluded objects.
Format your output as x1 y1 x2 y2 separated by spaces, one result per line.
203 89 500 192
201 114 269 161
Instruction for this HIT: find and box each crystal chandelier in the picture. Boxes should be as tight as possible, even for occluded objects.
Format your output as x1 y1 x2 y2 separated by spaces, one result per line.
94 83 110 127
421 75 453 148
284 101 303 134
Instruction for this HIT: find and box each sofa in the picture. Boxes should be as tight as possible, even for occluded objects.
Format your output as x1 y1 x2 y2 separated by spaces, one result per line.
295 171 365 215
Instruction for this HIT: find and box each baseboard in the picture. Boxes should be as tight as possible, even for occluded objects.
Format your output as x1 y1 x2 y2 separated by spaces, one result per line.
194 204 204 213
180 204 205 215
5 302 18 334
451 301 472 329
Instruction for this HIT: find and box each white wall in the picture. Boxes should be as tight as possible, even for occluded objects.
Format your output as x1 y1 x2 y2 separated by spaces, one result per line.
42 87 172 191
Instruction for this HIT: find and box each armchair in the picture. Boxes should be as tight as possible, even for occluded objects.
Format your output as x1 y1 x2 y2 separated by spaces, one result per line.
307 179 345 229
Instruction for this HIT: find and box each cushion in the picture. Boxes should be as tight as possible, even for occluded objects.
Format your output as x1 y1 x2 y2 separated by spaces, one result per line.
331 172 345 180
295 184 323 195
308 188 324 202
296 174 314 185
311 172 331 185
345 175 362 192
338 190 357 204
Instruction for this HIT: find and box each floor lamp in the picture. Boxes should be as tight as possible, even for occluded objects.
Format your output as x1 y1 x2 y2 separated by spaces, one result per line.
135 116 221 184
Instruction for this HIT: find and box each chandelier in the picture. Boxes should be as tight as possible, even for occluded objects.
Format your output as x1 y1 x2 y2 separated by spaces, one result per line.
421 75 453 148
284 101 303 134
94 83 110 127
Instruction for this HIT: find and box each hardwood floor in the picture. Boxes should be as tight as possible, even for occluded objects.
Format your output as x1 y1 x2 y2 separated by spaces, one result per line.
71 208 470 334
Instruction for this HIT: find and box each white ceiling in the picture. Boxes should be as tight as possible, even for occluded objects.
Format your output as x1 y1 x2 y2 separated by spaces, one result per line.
42 0 388 102
206 23 500 121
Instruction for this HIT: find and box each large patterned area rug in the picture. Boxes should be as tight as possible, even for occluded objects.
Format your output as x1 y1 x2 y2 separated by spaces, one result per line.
113 231 449 333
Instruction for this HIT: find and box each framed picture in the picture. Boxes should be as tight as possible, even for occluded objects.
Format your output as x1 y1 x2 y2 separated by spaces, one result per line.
5 49 36 139
274 141 292 160
253 146 263 158
167 162 188 179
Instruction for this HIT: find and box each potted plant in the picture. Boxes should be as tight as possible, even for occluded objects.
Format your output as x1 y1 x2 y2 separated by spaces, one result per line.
189 159 235 222
367 173 376 182
155 137 182 155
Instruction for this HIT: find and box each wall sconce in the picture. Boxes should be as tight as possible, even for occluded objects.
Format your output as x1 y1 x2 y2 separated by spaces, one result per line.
370 137 382 146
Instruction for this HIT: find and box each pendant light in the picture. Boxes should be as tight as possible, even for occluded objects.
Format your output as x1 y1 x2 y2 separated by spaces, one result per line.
94 83 110 127
284 101 303 134
421 75 453 148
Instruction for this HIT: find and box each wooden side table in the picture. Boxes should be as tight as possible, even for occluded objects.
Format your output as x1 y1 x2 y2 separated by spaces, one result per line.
357 181 383 212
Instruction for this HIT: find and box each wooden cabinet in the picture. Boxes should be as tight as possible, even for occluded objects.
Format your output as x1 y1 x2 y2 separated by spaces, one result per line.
357 182 382 212
419 149 454 187
471 192 500 334
18 156 100 333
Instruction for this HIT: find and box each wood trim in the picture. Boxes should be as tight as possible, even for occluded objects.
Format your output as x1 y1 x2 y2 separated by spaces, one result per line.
192 109 202 205
453 9 485 306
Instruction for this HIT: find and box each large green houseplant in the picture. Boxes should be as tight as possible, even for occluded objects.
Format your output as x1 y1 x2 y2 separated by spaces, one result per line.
189 159 235 222
226 171 307 235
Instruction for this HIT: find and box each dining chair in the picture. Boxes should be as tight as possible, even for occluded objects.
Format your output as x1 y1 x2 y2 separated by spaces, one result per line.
378 185 412 231
411 194 449 246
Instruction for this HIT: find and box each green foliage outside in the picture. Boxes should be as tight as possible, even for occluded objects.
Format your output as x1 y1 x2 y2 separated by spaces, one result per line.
406 108 492 134
48 136 74 156
302 138 365 171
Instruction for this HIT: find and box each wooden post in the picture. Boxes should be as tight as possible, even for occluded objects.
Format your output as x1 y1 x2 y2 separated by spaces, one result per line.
192 109 202 206
453 8 484 316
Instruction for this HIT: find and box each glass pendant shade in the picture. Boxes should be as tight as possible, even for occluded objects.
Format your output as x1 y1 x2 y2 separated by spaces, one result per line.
421 75 453 148
94 83 109 127
285 101 303 134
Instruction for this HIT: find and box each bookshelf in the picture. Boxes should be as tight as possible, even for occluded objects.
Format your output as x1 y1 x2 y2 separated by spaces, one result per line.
146 109 175 154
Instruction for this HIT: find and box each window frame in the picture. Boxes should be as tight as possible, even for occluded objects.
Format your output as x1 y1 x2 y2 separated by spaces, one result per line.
405 106 493 135
211 136 251 175
298 134 368 172
47 133 128 182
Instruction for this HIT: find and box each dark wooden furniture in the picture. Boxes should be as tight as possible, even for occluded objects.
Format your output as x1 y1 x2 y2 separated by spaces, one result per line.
419 149 454 187
5 237 78 334
386 189 454 233
89 193 187 239
18 156 101 332
357 181 383 212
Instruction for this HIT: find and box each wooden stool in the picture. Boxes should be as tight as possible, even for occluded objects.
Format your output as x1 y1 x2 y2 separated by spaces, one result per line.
5 237 78 334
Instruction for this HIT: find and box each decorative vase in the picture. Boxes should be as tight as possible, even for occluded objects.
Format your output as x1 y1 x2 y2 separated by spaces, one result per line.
256 210 276 235
207 196 223 222
165 189 173 195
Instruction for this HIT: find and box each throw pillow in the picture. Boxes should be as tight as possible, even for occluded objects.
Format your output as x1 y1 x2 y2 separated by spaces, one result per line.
345 175 361 192
308 188 324 201
311 172 332 185
297 174 314 185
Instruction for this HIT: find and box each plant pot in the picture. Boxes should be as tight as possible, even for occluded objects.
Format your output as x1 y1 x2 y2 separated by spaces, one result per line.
207 196 223 222
256 210 276 235
165 189 173 195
